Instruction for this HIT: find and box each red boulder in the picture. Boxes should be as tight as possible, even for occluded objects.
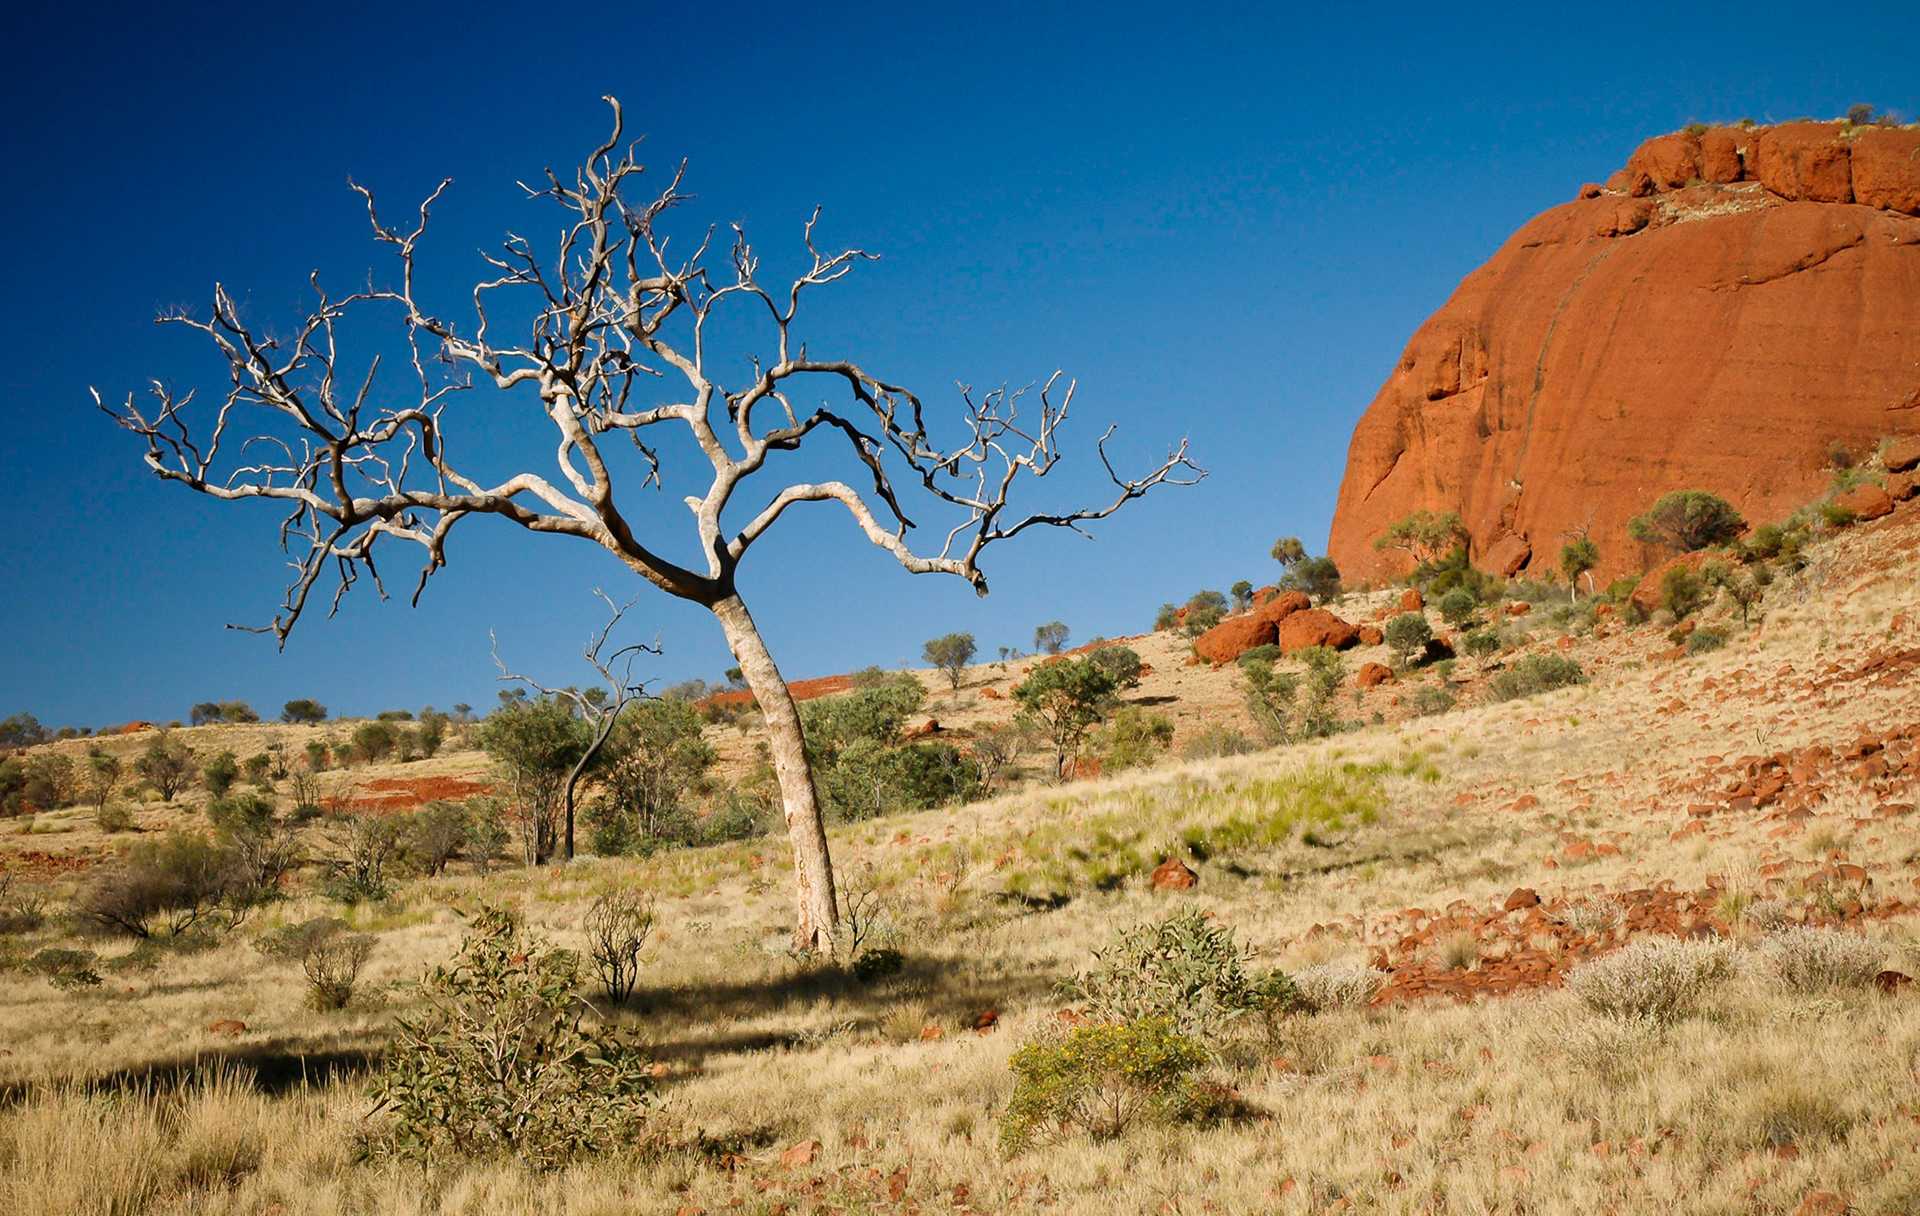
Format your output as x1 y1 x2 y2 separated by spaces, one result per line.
1851 127 1920 214
1834 484 1893 521
1625 131 1701 191
1192 615 1278 665
1356 662 1394 688
1151 857 1198 891
1278 609 1361 654
1753 122 1853 203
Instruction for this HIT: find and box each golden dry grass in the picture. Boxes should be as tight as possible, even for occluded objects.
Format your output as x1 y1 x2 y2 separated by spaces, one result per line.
3 510 1919 1213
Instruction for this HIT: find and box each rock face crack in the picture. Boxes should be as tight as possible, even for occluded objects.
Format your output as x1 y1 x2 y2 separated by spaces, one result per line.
1719 231 1865 290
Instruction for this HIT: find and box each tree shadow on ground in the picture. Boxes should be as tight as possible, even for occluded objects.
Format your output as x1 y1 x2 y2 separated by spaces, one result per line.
0 1042 378 1106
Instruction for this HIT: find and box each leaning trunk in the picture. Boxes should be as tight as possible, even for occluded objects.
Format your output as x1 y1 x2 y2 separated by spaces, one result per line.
711 593 839 950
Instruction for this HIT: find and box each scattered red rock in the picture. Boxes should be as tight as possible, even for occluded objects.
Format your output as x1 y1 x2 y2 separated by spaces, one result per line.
1356 625 1384 647
1356 662 1394 688
779 1139 820 1169
1150 857 1198 891
1398 588 1423 613
1503 888 1540 911
339 776 492 813
1875 970 1914 995
1885 435 1920 474
973 1009 1000 1033
1793 1191 1849 1216
206 1019 247 1037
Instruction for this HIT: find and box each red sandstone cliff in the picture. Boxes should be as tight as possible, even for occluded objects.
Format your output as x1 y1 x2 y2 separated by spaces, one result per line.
1328 121 1920 584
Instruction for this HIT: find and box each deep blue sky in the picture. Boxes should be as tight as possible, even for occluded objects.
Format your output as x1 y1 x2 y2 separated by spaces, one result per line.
1 2 1910 727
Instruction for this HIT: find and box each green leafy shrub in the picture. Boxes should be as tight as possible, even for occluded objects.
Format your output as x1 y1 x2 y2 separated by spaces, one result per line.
1462 629 1500 657
95 803 135 833
27 947 102 991
1383 612 1433 667
1033 621 1071 655
1277 555 1342 603
1060 910 1298 1041
999 1018 1211 1154
320 813 403 904
1179 590 1228 637
259 916 375 1009
1096 707 1174 772
1411 685 1456 716
1660 566 1708 619
404 801 470 876
1087 645 1145 691
1487 655 1585 702
201 751 239 798
1013 657 1120 779
282 699 328 724
1629 491 1746 552
134 732 196 802
349 721 400 765
852 946 905 983
1685 628 1728 656
1436 587 1478 626
76 830 257 938
367 906 656 1168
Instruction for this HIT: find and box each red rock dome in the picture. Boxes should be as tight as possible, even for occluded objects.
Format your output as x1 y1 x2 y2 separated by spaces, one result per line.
1329 122 1920 584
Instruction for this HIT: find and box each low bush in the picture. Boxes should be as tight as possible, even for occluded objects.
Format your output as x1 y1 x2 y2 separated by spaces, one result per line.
95 804 135 833
366 906 657 1168
259 917 375 1010
1383 612 1433 667
1181 726 1258 760
1756 927 1883 992
1411 685 1456 716
1564 937 1736 1023
1487 654 1585 702
1685 627 1728 656
1436 587 1478 626
1060 911 1298 1042
583 889 654 1004
76 831 259 938
1462 629 1500 657
999 1018 1212 1154
1289 962 1387 1013
1095 707 1174 772
27 947 103 991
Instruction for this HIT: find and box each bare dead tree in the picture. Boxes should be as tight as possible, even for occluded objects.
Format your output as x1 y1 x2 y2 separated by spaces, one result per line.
491 589 659 863
95 97 1202 948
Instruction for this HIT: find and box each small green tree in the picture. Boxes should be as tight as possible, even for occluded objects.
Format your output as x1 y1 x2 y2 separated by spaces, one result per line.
1383 612 1433 667
1559 536 1599 601
1181 590 1228 636
1629 491 1746 553
350 720 399 765
201 750 239 797
82 748 121 812
1238 652 1299 743
1277 555 1342 603
1270 536 1306 567
1152 603 1180 632
922 632 978 691
1374 510 1466 566
1033 621 1071 656
1705 560 1771 625
1013 658 1120 779
282 699 328 724
592 698 716 851
134 731 196 802
477 700 591 866
416 709 449 759
1086 644 1145 691
1229 579 1254 612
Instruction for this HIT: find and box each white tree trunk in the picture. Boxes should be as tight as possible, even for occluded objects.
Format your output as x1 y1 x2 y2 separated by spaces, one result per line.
711 594 839 949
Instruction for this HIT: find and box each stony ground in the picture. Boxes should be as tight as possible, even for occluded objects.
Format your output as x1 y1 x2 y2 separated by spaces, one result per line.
2 505 1918 1215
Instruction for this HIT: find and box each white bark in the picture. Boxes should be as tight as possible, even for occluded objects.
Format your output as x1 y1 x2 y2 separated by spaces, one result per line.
711 594 837 949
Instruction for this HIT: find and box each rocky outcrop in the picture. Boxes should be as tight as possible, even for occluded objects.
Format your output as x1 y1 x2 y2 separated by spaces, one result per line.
1192 590 1315 664
1329 122 1920 585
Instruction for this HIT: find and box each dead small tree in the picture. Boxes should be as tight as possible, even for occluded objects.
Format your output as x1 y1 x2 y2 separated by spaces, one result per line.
97 98 1200 948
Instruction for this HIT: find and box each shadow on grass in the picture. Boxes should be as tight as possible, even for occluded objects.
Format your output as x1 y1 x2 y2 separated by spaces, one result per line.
0 1042 379 1107
610 950 1062 1063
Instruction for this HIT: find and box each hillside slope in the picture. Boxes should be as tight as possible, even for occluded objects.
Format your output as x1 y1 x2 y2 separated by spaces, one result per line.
1 500 1918 1213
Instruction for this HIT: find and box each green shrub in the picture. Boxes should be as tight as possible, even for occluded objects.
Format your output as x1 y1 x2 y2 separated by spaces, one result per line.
1087 645 1145 691
366 906 656 1168
1660 566 1708 618
1487 655 1586 702
999 1018 1211 1154
1411 685 1456 716
1060 910 1299 1042
1817 501 1856 529
258 916 375 1010
1629 491 1746 552
404 801 471 876
95 803 135 833
1462 629 1500 657
1277 555 1342 603
1033 621 1071 655
76 831 254 938
201 751 240 797
852 946 905 983
282 699 328 724
320 813 403 904
1685 628 1728 656
1756 927 1883 992
1096 707 1174 772
1383 612 1433 667
26 947 103 991
1436 587 1478 626
350 720 400 765
134 733 195 802
1013 657 1120 779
